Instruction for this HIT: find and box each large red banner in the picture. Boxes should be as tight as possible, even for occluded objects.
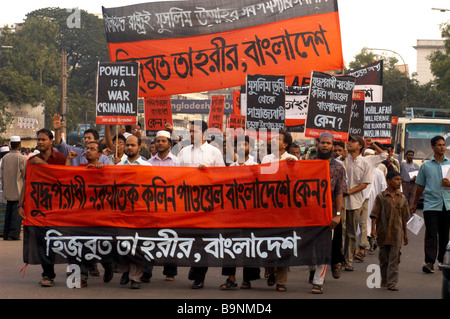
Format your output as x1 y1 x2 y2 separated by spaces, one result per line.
103 1 343 96
24 161 332 229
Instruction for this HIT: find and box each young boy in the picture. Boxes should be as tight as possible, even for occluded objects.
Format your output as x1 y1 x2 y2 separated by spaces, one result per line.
370 170 409 291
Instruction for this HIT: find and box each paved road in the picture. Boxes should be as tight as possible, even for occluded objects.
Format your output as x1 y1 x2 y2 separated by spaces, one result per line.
0 210 445 312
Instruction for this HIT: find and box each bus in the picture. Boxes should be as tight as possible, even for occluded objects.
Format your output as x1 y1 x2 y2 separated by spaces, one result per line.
393 108 450 166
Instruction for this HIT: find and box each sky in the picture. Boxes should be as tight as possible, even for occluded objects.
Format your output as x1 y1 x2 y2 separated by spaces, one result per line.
1 0 449 74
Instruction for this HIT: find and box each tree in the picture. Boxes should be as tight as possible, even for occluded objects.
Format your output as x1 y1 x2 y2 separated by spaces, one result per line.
346 49 409 116
0 8 110 133
428 22 450 106
28 8 109 97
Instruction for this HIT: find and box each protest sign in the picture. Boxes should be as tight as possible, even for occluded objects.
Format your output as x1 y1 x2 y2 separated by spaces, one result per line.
349 90 365 136
144 95 173 132
23 160 332 267
363 102 392 143
304 71 355 141
285 85 309 132
96 61 139 125
102 0 344 96
245 74 285 133
347 60 383 103
233 89 241 116
208 95 225 133
227 114 246 132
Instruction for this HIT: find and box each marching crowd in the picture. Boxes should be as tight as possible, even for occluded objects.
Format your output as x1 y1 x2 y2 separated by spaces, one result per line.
1 114 449 294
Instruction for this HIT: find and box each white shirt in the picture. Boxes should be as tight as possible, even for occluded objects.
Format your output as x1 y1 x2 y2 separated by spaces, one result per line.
344 154 372 210
230 155 257 166
261 151 298 163
177 142 225 167
108 153 128 165
366 167 387 234
118 156 152 166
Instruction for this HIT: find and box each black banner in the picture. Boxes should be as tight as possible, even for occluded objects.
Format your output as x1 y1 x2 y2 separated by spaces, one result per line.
349 90 365 136
102 0 338 43
96 61 139 125
245 74 286 131
24 226 331 267
304 71 355 140
347 60 383 103
363 102 392 143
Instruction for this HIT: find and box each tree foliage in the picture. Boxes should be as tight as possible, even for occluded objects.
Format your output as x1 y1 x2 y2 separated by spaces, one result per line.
0 8 108 134
347 26 450 117
428 22 450 105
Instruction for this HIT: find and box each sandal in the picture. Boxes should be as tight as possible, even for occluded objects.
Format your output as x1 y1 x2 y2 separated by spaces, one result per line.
332 263 341 279
165 276 175 281
40 276 54 287
220 278 237 290
354 252 365 262
312 284 323 294
267 273 276 286
344 265 353 271
276 284 286 292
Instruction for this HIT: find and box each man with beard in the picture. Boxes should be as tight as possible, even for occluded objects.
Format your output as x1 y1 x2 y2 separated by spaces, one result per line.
17 128 66 287
118 135 152 288
309 132 347 294
148 130 177 166
144 130 178 282
177 120 225 289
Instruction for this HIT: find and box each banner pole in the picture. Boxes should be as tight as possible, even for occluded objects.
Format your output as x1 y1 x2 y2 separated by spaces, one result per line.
115 124 119 159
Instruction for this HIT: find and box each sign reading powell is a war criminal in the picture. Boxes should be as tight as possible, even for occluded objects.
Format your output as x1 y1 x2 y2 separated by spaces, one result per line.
96 61 139 125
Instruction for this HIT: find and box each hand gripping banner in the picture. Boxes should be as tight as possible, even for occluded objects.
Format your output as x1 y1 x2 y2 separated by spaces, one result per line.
23 160 332 267
102 0 344 96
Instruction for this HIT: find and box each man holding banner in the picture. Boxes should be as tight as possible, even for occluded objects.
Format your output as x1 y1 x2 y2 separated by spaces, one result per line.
309 132 347 294
145 130 178 282
220 135 260 290
17 128 67 287
118 135 152 289
261 130 297 292
177 120 225 289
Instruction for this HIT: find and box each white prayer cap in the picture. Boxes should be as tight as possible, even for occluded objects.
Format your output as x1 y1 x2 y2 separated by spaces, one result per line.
10 136 21 142
156 130 171 139
364 148 375 155
0 146 10 152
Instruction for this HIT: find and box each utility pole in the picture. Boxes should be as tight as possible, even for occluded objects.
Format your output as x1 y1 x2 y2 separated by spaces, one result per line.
61 50 67 138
